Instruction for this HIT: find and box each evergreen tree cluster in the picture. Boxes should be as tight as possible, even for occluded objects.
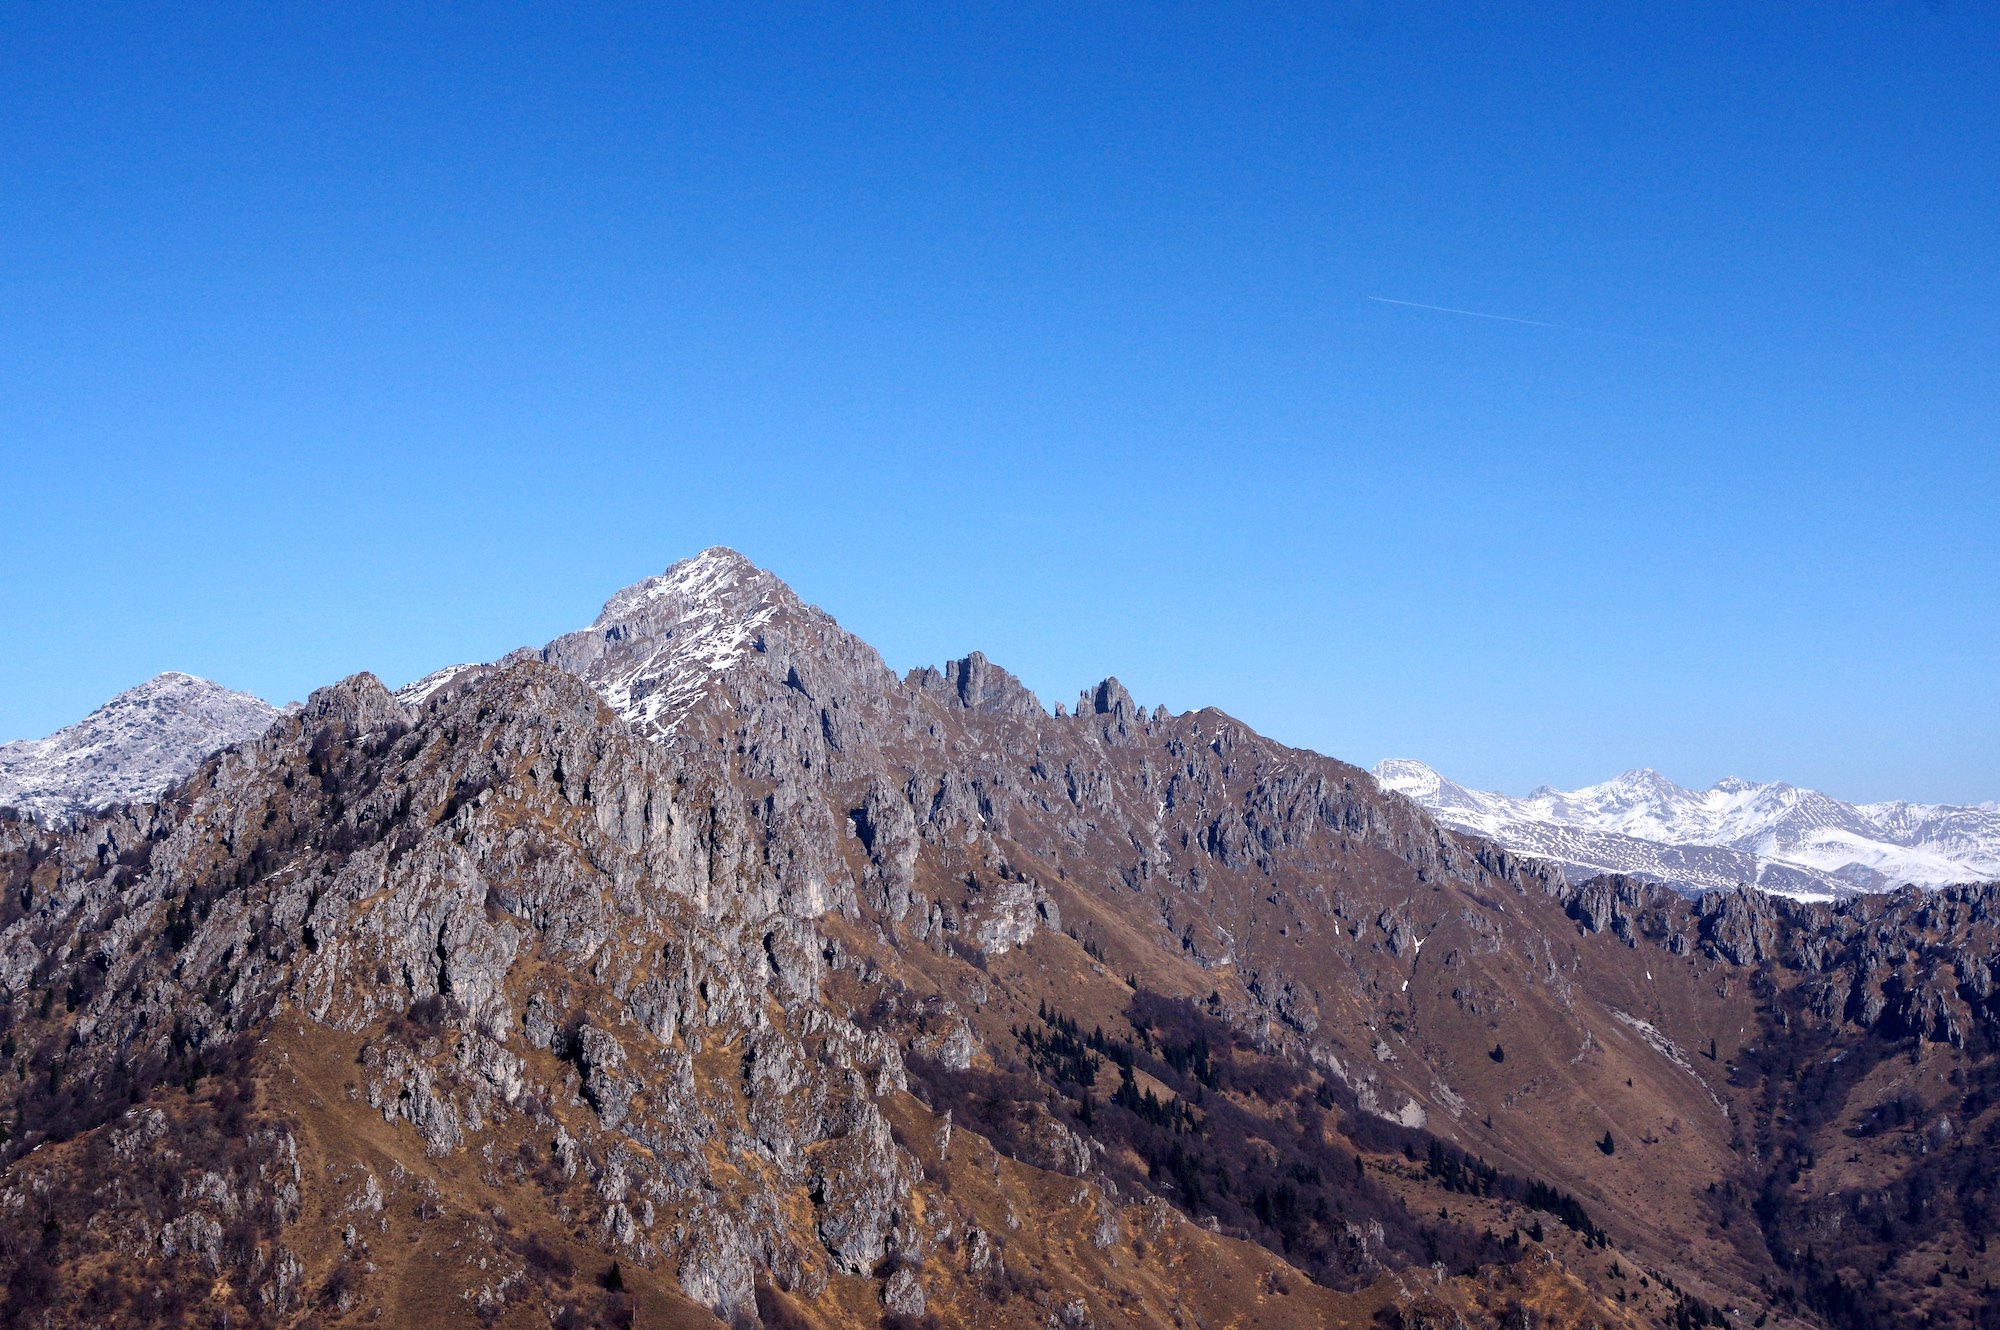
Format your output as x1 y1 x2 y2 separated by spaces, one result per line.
1423 1139 1498 1197
1011 1003 1101 1088
1521 1180 1609 1248
1110 1062 1198 1133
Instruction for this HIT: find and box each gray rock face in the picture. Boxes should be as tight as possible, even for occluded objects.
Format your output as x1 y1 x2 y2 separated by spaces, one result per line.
810 1102 912 1274
0 659 921 1318
968 879 1052 957
883 1265 926 1315
0 671 279 823
577 1025 637 1129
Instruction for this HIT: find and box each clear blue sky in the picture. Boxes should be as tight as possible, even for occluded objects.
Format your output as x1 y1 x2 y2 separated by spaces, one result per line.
2 3 1995 805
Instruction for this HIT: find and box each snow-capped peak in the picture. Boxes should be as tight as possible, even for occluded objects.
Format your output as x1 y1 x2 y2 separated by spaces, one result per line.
1371 758 1446 801
522 547 793 740
602 546 763 619
1372 758 2000 897
0 672 280 823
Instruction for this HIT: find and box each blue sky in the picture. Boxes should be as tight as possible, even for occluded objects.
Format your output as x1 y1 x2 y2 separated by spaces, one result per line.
1 3 1994 804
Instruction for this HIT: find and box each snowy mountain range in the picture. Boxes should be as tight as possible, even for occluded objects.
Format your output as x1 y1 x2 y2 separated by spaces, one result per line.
0 552 814 829
1373 758 2000 897
0 672 280 823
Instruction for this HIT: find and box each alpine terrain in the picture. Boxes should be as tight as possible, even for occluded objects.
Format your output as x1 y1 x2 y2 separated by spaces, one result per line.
3 549 1998 1330
0 672 281 824
1374 760 2000 898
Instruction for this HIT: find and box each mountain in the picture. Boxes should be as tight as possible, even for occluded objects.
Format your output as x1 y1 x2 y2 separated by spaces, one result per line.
1372 759 2000 897
1 549 1996 1330
0 671 281 823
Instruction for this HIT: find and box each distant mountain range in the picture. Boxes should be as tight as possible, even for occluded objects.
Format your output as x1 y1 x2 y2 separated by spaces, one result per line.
1373 758 2000 897
0 671 279 822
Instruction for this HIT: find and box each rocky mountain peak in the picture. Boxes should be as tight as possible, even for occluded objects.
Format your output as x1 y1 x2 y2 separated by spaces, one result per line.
302 671 410 736
588 545 783 636
910 650 1047 719
513 546 825 741
0 670 279 823
1090 676 1135 717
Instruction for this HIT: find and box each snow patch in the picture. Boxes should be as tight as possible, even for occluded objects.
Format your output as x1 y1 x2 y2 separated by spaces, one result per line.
394 663 481 708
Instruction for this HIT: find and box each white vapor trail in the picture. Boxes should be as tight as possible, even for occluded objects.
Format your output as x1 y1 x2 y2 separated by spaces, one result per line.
1365 296 1566 329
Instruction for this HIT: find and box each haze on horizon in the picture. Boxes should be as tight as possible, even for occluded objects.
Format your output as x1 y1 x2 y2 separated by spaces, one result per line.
0 3 1994 807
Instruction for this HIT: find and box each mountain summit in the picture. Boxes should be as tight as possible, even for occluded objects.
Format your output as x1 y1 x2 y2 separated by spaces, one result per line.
0 671 278 822
1374 758 2000 895
519 546 848 743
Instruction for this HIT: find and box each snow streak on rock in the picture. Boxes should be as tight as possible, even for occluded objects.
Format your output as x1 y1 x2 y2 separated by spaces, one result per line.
393 663 483 709
1611 1011 1728 1118
517 548 787 743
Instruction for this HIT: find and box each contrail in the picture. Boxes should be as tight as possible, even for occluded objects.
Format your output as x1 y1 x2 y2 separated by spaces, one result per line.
1365 296 1566 329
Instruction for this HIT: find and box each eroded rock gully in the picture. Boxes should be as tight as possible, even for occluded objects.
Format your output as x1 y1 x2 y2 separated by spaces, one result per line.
0 550 1995 1330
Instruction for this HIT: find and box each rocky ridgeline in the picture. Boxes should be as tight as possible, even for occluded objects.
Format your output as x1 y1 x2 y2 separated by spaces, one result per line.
1561 872 2000 1045
1 549 1997 1330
